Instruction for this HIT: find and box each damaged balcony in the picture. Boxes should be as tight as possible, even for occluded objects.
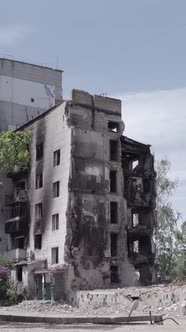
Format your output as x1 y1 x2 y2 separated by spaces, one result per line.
121 136 156 208
129 251 155 268
127 210 155 239
126 177 154 207
129 252 150 267
127 225 152 240
5 191 28 235
6 248 26 261
128 237 155 269
5 212 28 235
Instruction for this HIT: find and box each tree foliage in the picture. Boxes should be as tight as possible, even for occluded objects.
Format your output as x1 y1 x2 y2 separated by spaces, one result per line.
172 221 186 278
155 159 181 279
0 130 32 174
0 255 27 305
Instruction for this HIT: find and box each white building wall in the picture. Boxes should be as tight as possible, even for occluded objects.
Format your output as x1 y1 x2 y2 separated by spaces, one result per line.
26 103 71 267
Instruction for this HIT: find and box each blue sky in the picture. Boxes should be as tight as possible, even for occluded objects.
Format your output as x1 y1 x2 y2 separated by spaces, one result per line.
0 0 186 219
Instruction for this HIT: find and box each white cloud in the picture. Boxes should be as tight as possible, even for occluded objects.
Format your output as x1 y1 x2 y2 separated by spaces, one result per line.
118 88 186 221
0 25 34 46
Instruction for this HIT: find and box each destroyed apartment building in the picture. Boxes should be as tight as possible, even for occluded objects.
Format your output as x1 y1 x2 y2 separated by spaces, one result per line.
2 88 157 300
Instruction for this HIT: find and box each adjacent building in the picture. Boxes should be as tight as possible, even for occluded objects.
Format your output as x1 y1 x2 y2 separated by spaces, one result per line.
3 89 156 300
0 58 63 131
0 58 63 257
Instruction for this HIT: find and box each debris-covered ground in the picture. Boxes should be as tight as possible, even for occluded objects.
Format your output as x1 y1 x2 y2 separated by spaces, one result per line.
0 281 185 319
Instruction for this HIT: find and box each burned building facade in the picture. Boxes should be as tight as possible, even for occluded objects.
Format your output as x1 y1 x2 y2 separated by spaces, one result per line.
3 89 156 300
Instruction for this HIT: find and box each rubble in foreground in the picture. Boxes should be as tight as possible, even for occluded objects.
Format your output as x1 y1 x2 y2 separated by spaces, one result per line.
0 283 185 319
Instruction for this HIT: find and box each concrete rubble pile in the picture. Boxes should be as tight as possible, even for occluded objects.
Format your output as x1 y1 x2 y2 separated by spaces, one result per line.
1 284 185 318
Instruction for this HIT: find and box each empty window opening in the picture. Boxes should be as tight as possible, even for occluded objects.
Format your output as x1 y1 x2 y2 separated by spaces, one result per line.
110 140 118 161
51 247 59 264
52 213 59 231
108 121 119 133
133 240 139 253
53 149 60 166
17 266 23 282
132 160 139 169
135 269 140 282
36 143 43 160
15 182 26 200
36 173 43 189
12 236 24 249
110 265 119 284
132 213 139 227
53 181 60 198
110 170 117 193
16 181 25 192
110 233 118 257
143 179 150 193
34 234 42 249
15 236 24 249
110 202 118 224
35 203 43 219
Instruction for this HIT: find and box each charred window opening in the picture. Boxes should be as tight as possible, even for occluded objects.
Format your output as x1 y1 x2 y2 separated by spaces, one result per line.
36 173 43 189
53 181 60 198
36 143 43 160
110 202 118 224
132 213 139 227
110 233 118 257
143 179 150 193
110 265 119 284
108 121 119 133
53 149 60 166
17 266 23 282
16 237 24 249
35 203 42 219
140 236 151 253
133 240 139 253
132 160 139 170
12 236 24 249
110 170 117 193
16 181 25 191
34 234 42 249
110 140 118 161
52 213 59 231
51 247 59 264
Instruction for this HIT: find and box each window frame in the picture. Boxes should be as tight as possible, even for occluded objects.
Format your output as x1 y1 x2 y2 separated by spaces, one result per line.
36 143 43 161
53 149 60 167
35 203 43 219
34 234 42 250
51 247 59 264
52 213 59 231
35 172 43 189
52 181 60 198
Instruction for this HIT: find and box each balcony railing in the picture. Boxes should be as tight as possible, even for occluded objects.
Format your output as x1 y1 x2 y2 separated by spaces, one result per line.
5 190 28 205
6 249 26 261
5 217 28 234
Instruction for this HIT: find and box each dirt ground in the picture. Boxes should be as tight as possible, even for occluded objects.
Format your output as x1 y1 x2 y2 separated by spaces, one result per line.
0 319 186 332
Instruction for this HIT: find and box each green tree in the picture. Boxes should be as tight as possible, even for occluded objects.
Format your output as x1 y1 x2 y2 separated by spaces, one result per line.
0 130 31 174
154 159 180 280
171 221 186 278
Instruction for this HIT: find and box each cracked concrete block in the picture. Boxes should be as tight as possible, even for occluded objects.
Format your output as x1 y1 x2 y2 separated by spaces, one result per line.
71 89 93 106
94 95 121 114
